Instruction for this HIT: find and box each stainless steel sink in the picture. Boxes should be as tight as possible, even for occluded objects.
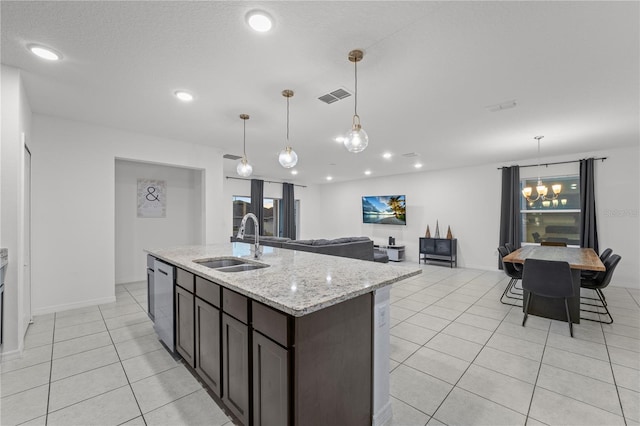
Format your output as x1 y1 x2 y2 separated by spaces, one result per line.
193 257 269 273
216 263 269 273
194 258 247 269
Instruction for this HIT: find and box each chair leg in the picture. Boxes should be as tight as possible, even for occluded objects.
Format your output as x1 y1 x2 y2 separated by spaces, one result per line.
522 293 531 327
597 288 607 306
500 278 522 306
580 288 614 324
564 298 573 337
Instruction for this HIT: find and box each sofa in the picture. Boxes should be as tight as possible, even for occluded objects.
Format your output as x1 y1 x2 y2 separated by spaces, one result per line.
230 235 388 262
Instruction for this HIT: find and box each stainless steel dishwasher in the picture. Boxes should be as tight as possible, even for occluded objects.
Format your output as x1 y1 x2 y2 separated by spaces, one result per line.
153 259 175 353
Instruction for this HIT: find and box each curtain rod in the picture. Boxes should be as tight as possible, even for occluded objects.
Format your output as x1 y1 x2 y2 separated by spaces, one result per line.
225 176 307 188
497 157 607 170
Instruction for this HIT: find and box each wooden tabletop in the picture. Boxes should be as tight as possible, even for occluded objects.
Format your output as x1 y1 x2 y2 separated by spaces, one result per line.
503 245 605 272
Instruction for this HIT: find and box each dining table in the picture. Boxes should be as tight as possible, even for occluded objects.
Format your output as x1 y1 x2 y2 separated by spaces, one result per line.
502 245 605 323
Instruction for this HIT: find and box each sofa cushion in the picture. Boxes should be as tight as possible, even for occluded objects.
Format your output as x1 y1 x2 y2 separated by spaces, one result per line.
312 239 332 246
329 237 353 244
349 236 372 242
292 239 314 245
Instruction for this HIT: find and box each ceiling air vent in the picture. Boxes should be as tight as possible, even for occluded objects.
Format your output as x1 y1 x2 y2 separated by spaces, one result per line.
223 154 242 160
401 152 420 158
318 88 352 104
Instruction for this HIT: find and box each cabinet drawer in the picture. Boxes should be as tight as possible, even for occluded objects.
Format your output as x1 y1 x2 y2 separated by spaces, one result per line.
252 301 290 347
195 276 220 308
176 268 195 293
223 288 248 324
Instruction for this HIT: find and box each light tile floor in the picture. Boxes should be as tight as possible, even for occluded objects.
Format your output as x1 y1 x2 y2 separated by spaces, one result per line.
1 265 638 426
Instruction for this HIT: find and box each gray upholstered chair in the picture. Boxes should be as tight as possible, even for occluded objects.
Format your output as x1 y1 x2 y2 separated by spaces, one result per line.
522 258 574 337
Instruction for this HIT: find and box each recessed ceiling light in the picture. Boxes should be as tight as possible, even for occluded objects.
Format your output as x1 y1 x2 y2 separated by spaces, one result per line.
414 163 423 169
291 170 298 175
364 170 372 175
383 152 392 159
28 44 61 61
326 176 333 181
247 11 273 32
174 91 194 102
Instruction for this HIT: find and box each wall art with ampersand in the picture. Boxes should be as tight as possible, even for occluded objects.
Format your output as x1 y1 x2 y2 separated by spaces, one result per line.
137 179 166 218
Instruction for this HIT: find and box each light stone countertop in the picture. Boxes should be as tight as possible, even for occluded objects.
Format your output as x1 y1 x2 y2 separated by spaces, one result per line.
146 243 421 317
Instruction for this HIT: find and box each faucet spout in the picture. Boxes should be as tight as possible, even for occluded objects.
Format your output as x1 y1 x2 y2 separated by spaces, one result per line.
236 213 261 259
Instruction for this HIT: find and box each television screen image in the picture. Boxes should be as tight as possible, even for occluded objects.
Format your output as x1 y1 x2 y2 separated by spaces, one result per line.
362 195 406 225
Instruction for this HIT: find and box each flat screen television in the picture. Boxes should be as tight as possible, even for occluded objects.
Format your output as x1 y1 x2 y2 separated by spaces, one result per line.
362 195 406 225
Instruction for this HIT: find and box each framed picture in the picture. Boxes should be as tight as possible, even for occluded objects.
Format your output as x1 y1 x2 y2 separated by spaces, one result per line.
137 179 166 218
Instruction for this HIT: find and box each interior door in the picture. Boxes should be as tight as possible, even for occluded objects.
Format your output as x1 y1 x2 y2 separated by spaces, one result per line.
23 142 32 328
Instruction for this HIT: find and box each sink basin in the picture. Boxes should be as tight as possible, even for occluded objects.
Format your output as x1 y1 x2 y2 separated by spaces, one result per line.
216 263 269 273
194 258 248 269
193 257 269 273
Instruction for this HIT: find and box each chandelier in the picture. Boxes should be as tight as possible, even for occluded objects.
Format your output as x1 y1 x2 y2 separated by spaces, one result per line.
522 136 561 203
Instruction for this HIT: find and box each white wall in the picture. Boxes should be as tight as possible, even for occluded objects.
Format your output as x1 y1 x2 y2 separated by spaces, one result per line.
115 159 203 284
222 176 322 240
313 145 639 288
0 65 32 355
30 114 224 315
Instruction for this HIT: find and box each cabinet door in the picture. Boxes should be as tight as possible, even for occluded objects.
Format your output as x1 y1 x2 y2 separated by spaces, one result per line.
253 331 289 426
435 239 451 256
222 313 249 425
420 238 436 254
195 298 221 397
175 285 195 367
147 268 155 321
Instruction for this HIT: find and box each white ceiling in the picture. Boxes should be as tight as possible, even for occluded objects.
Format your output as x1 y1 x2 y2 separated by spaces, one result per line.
2 1 638 185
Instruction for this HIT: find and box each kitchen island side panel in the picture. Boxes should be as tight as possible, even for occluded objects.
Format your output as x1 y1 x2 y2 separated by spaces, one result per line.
294 293 373 426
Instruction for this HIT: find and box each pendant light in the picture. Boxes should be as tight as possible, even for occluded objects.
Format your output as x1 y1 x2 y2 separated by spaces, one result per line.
344 49 368 153
236 114 253 177
278 89 298 168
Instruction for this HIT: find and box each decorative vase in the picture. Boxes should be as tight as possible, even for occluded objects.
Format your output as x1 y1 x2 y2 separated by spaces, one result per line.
446 226 453 239
425 225 431 238
434 220 440 238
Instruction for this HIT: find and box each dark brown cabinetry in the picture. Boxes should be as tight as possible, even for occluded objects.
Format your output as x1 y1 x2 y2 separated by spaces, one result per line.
175 284 195 367
419 237 457 267
222 289 250 426
252 301 291 426
170 267 373 426
194 276 221 397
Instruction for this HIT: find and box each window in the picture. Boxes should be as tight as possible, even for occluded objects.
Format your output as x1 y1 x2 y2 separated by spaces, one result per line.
232 196 299 238
520 175 580 245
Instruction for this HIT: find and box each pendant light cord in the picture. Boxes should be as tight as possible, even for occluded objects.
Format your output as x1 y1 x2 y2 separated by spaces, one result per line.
243 118 247 157
286 95 290 142
354 59 358 117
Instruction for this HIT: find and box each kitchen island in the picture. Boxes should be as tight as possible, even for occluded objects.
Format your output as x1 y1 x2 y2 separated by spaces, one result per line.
146 243 421 426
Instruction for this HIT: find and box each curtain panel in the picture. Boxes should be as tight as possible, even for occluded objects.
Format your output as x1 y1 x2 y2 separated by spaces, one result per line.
498 166 521 269
250 179 264 236
579 158 599 253
282 183 296 239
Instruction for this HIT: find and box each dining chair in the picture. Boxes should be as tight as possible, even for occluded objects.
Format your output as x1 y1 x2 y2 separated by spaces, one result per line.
505 242 516 253
580 254 622 324
540 241 568 247
581 248 613 280
498 246 523 306
522 258 574 337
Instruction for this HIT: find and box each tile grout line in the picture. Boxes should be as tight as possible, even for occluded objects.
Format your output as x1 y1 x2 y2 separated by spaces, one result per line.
523 318 551 425
100 285 149 426
602 326 629 425
43 312 57 426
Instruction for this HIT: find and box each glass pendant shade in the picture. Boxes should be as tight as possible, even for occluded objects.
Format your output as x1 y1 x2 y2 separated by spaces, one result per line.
344 123 369 153
278 146 298 168
237 157 253 177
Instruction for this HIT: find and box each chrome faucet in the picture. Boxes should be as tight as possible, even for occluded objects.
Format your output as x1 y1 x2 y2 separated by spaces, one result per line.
236 213 261 259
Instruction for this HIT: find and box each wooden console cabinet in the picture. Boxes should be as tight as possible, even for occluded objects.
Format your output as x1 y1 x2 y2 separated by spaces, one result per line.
419 238 457 268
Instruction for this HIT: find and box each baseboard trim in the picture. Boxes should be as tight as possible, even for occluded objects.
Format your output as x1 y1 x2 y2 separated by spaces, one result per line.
32 295 117 316
372 399 393 426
